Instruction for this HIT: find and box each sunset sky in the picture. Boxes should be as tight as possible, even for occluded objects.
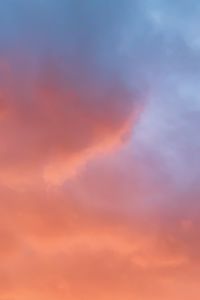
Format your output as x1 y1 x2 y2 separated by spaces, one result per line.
0 1 200 299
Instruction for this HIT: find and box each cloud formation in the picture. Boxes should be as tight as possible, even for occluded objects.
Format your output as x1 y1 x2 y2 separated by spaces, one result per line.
0 0 142 186
0 59 139 186
0 1 200 300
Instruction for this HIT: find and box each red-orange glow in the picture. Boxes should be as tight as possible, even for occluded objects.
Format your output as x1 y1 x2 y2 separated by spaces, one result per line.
0 59 199 300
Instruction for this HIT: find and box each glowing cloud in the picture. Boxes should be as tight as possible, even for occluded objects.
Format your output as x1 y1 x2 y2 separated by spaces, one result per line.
0 1 200 300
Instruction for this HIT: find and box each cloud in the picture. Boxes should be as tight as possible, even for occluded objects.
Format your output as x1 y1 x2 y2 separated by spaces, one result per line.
0 186 200 300
0 0 145 187
0 58 141 187
0 1 200 300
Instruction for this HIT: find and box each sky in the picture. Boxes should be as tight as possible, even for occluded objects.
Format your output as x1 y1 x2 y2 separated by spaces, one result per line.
0 0 200 299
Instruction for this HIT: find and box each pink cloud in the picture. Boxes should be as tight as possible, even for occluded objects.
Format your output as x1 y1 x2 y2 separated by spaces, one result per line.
0 57 200 300
0 58 140 187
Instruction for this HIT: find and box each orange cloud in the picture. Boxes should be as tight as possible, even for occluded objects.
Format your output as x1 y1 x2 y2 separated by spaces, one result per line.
0 58 141 187
0 185 200 300
0 57 200 300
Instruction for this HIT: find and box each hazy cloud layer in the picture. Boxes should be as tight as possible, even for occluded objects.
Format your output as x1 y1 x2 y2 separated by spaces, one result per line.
0 1 200 299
